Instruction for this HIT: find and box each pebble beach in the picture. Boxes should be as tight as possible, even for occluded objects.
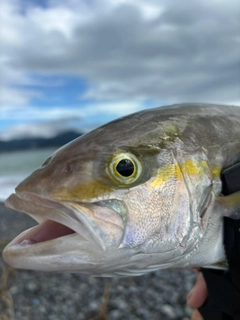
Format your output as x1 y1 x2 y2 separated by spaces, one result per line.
0 202 197 320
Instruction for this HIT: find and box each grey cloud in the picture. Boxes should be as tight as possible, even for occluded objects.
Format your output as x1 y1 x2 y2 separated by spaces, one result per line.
0 117 82 141
5 0 240 104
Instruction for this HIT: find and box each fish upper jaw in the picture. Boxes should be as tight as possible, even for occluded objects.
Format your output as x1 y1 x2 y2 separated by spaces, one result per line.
3 192 126 272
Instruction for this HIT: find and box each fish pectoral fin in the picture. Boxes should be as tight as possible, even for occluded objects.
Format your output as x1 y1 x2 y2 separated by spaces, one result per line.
198 186 213 219
201 261 228 270
217 191 240 220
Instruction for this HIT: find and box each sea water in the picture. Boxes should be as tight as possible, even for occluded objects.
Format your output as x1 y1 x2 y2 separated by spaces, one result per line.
0 148 56 202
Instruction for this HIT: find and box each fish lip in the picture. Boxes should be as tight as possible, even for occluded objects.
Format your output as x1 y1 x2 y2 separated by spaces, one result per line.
4 192 125 251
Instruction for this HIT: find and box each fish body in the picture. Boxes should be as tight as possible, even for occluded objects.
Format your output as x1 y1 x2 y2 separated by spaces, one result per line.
3 103 240 276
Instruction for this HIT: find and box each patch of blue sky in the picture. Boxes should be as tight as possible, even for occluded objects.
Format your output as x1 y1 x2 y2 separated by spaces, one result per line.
18 0 49 15
0 119 33 132
1 71 157 138
15 74 89 107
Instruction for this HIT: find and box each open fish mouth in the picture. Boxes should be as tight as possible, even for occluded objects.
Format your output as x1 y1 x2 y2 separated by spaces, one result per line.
3 193 126 272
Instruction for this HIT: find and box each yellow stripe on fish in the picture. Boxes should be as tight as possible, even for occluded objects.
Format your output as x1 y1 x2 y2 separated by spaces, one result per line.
150 159 219 187
54 179 113 201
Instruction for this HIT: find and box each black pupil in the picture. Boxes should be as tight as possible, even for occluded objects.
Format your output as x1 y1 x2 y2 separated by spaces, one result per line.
116 159 134 177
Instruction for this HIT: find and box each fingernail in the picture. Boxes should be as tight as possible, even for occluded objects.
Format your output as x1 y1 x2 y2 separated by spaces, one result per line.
191 309 204 320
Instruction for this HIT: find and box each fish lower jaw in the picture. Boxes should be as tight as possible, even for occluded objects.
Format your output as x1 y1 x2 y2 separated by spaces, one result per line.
2 226 103 271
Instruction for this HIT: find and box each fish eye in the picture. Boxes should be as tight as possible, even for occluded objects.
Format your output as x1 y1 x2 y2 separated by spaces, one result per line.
107 152 142 185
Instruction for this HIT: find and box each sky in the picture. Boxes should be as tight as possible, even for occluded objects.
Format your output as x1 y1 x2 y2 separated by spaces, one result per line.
0 0 240 140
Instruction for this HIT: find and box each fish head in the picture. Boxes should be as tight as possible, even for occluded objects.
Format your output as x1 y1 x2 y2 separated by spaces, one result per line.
3 109 225 275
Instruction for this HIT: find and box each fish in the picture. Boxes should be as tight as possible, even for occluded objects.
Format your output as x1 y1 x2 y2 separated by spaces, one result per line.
2 103 240 276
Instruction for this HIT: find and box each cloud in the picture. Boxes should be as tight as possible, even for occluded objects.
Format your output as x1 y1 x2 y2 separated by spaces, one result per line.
1 105 81 121
0 100 148 140
1 100 145 121
0 118 80 140
1 0 239 110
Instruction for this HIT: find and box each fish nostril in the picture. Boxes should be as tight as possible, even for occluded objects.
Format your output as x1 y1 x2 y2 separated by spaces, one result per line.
41 156 52 167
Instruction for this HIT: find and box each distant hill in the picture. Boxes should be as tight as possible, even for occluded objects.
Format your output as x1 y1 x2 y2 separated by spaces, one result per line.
0 131 83 152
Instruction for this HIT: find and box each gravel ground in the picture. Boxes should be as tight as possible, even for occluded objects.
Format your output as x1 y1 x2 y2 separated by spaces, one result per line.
0 203 197 320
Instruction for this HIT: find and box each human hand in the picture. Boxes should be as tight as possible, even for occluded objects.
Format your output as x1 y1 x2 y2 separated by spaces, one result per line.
187 272 208 320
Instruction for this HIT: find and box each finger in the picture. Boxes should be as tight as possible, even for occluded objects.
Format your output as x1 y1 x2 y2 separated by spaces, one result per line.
191 309 204 320
187 272 208 309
